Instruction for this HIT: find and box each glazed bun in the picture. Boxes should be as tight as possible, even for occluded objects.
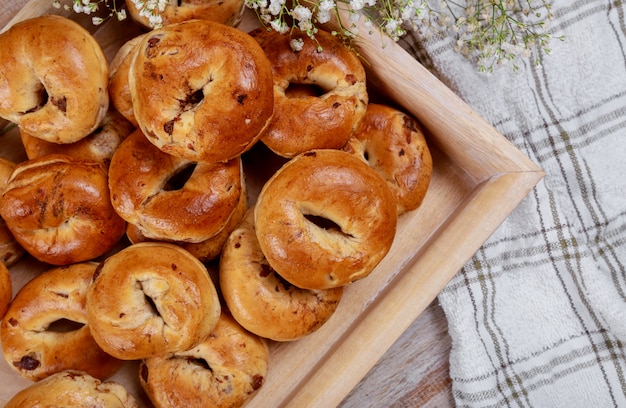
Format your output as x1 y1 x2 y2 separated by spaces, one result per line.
139 312 269 408
1 262 123 381
343 103 432 214
125 171 248 262
86 243 221 360
0 154 126 266
108 34 146 127
126 0 246 29
109 129 244 243
129 19 274 162
0 15 109 144
255 150 397 290
4 370 139 408
250 28 368 158
220 208 344 341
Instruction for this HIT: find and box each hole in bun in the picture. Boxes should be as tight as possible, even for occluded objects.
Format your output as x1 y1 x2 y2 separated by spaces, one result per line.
182 89 204 112
163 162 197 191
285 83 325 99
185 356 213 372
136 280 162 318
46 318 86 333
304 213 343 234
260 263 295 292
22 86 48 114
143 292 160 317
363 150 370 162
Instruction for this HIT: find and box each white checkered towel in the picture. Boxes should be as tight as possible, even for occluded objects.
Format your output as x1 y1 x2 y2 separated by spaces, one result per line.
398 0 626 406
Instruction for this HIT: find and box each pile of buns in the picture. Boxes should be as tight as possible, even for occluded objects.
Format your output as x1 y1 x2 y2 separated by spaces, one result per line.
0 6 432 408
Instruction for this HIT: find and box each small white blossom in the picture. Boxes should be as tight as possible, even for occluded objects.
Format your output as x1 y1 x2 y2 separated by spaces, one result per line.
349 11 361 24
319 0 335 12
291 5 312 22
290 38 305 51
317 10 331 24
60 0 558 73
270 18 289 33
349 0 366 11
268 0 284 15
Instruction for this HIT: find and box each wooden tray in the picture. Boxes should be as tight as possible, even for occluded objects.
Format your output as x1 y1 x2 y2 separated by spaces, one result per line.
0 2 544 407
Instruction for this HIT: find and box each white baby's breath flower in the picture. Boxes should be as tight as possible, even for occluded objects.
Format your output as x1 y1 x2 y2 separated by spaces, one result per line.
290 38 305 51
349 11 361 24
349 0 366 11
60 0 559 73
319 0 335 12
268 0 284 15
291 5 312 22
270 18 289 33
317 10 331 24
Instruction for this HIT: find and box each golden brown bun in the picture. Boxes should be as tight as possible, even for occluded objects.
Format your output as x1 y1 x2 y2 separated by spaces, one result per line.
20 109 135 168
0 262 11 321
86 243 221 360
0 15 109 144
4 370 139 408
109 34 146 127
0 154 126 266
343 103 433 214
129 19 274 162
109 129 243 243
0 157 25 267
139 311 269 408
220 208 343 341
126 172 248 262
255 150 398 290
0 262 123 381
250 28 368 158
126 0 246 29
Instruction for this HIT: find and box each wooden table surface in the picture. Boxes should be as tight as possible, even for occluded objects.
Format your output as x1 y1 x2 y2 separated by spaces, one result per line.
0 3 455 406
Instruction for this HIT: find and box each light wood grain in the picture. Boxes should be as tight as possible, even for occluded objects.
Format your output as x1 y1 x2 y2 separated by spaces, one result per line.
0 2 543 407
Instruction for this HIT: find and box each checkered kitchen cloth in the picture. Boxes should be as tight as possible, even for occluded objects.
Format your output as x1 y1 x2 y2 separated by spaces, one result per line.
399 0 626 406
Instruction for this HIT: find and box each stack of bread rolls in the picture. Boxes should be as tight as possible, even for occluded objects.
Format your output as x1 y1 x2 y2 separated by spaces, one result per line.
0 8 432 407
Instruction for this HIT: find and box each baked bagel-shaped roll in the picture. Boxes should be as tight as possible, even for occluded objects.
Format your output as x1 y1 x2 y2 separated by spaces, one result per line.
109 34 147 127
255 149 398 290
129 19 274 162
126 172 248 262
250 28 368 158
4 370 139 408
0 262 123 382
109 129 243 243
20 109 135 168
220 208 343 341
343 103 433 215
126 0 246 30
0 154 126 266
139 311 269 408
0 262 11 321
0 157 25 267
0 15 109 144
86 242 221 360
